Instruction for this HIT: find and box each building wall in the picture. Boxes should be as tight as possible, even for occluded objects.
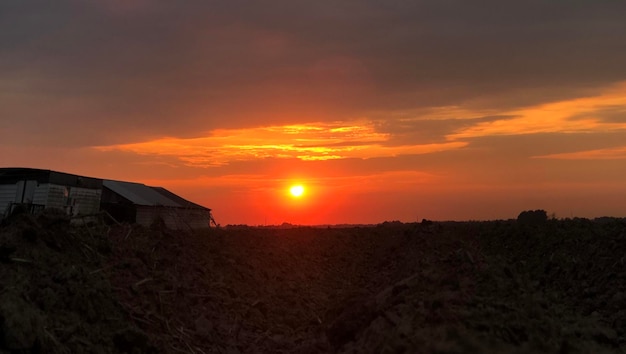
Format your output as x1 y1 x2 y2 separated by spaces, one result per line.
33 183 50 206
15 180 38 204
46 184 102 216
1 182 102 219
69 187 102 216
0 184 17 217
46 184 70 212
136 207 158 227
0 181 46 217
135 206 210 229
177 209 211 229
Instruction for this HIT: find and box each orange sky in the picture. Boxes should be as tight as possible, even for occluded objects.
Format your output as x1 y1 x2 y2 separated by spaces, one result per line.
2 1 626 225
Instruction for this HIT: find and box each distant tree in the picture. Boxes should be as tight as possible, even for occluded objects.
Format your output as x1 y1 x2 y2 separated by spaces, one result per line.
517 209 548 226
421 219 433 226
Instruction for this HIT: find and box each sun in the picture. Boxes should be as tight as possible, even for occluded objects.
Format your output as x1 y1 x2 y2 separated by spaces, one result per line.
289 184 305 198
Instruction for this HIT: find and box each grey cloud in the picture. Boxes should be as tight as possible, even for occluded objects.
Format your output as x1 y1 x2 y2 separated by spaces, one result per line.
2 0 626 147
569 106 626 123
376 115 518 145
465 131 626 158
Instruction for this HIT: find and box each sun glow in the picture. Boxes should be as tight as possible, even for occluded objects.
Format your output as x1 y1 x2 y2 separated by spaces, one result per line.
289 185 305 198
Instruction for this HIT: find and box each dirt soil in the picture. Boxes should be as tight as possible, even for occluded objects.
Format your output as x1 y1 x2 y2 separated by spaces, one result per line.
1 211 625 353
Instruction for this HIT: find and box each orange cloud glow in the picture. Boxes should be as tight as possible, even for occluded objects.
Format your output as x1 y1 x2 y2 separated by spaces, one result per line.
448 82 626 139
94 120 467 167
534 146 626 160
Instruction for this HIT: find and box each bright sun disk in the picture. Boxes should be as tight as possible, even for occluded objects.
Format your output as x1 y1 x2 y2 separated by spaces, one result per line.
290 185 305 197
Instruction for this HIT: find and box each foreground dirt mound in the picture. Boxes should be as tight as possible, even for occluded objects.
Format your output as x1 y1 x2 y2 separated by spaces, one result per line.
0 211 150 353
1 214 625 353
329 220 626 353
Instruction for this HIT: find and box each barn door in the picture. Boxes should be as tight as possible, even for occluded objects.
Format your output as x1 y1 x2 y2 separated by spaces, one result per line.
15 180 38 204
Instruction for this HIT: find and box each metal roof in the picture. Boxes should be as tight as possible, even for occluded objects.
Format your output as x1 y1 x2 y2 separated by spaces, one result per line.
0 168 102 189
151 187 209 210
103 180 181 207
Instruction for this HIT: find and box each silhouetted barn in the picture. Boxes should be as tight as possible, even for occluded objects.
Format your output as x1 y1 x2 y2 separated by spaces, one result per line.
0 168 213 229
101 180 212 229
0 168 102 218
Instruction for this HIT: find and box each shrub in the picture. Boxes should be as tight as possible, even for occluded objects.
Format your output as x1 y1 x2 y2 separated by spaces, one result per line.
517 209 548 226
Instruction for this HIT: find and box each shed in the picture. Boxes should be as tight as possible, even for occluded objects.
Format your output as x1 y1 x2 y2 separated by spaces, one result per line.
101 180 213 229
0 168 102 218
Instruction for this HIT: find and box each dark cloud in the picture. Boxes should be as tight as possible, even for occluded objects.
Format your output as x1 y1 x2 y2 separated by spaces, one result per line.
2 0 626 147
463 131 626 159
569 106 626 123
376 115 518 145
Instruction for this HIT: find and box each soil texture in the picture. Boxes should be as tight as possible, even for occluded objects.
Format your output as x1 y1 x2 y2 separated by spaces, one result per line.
1 212 625 353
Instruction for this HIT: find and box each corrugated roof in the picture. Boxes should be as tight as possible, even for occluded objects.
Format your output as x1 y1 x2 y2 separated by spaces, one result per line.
151 187 209 210
0 168 102 189
103 180 180 207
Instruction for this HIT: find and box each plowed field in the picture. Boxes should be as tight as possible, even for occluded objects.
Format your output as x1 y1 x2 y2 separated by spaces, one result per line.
1 212 624 353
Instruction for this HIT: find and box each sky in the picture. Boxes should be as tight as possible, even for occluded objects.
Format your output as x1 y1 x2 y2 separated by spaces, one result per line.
2 1 626 225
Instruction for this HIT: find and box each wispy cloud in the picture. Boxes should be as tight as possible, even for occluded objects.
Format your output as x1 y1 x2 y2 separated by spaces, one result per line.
93 82 626 167
534 146 626 160
94 120 467 167
447 82 626 139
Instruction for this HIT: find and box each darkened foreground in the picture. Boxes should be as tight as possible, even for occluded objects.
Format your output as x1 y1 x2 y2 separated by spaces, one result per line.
1 212 624 353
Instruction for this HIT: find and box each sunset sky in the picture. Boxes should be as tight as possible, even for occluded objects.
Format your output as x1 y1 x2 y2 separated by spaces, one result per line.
2 1 626 225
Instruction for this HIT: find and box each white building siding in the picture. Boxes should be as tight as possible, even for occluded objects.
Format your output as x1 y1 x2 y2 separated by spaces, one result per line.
15 180 38 204
0 184 17 216
46 184 69 211
135 207 210 229
69 187 102 216
45 184 102 216
176 209 211 229
33 183 50 206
